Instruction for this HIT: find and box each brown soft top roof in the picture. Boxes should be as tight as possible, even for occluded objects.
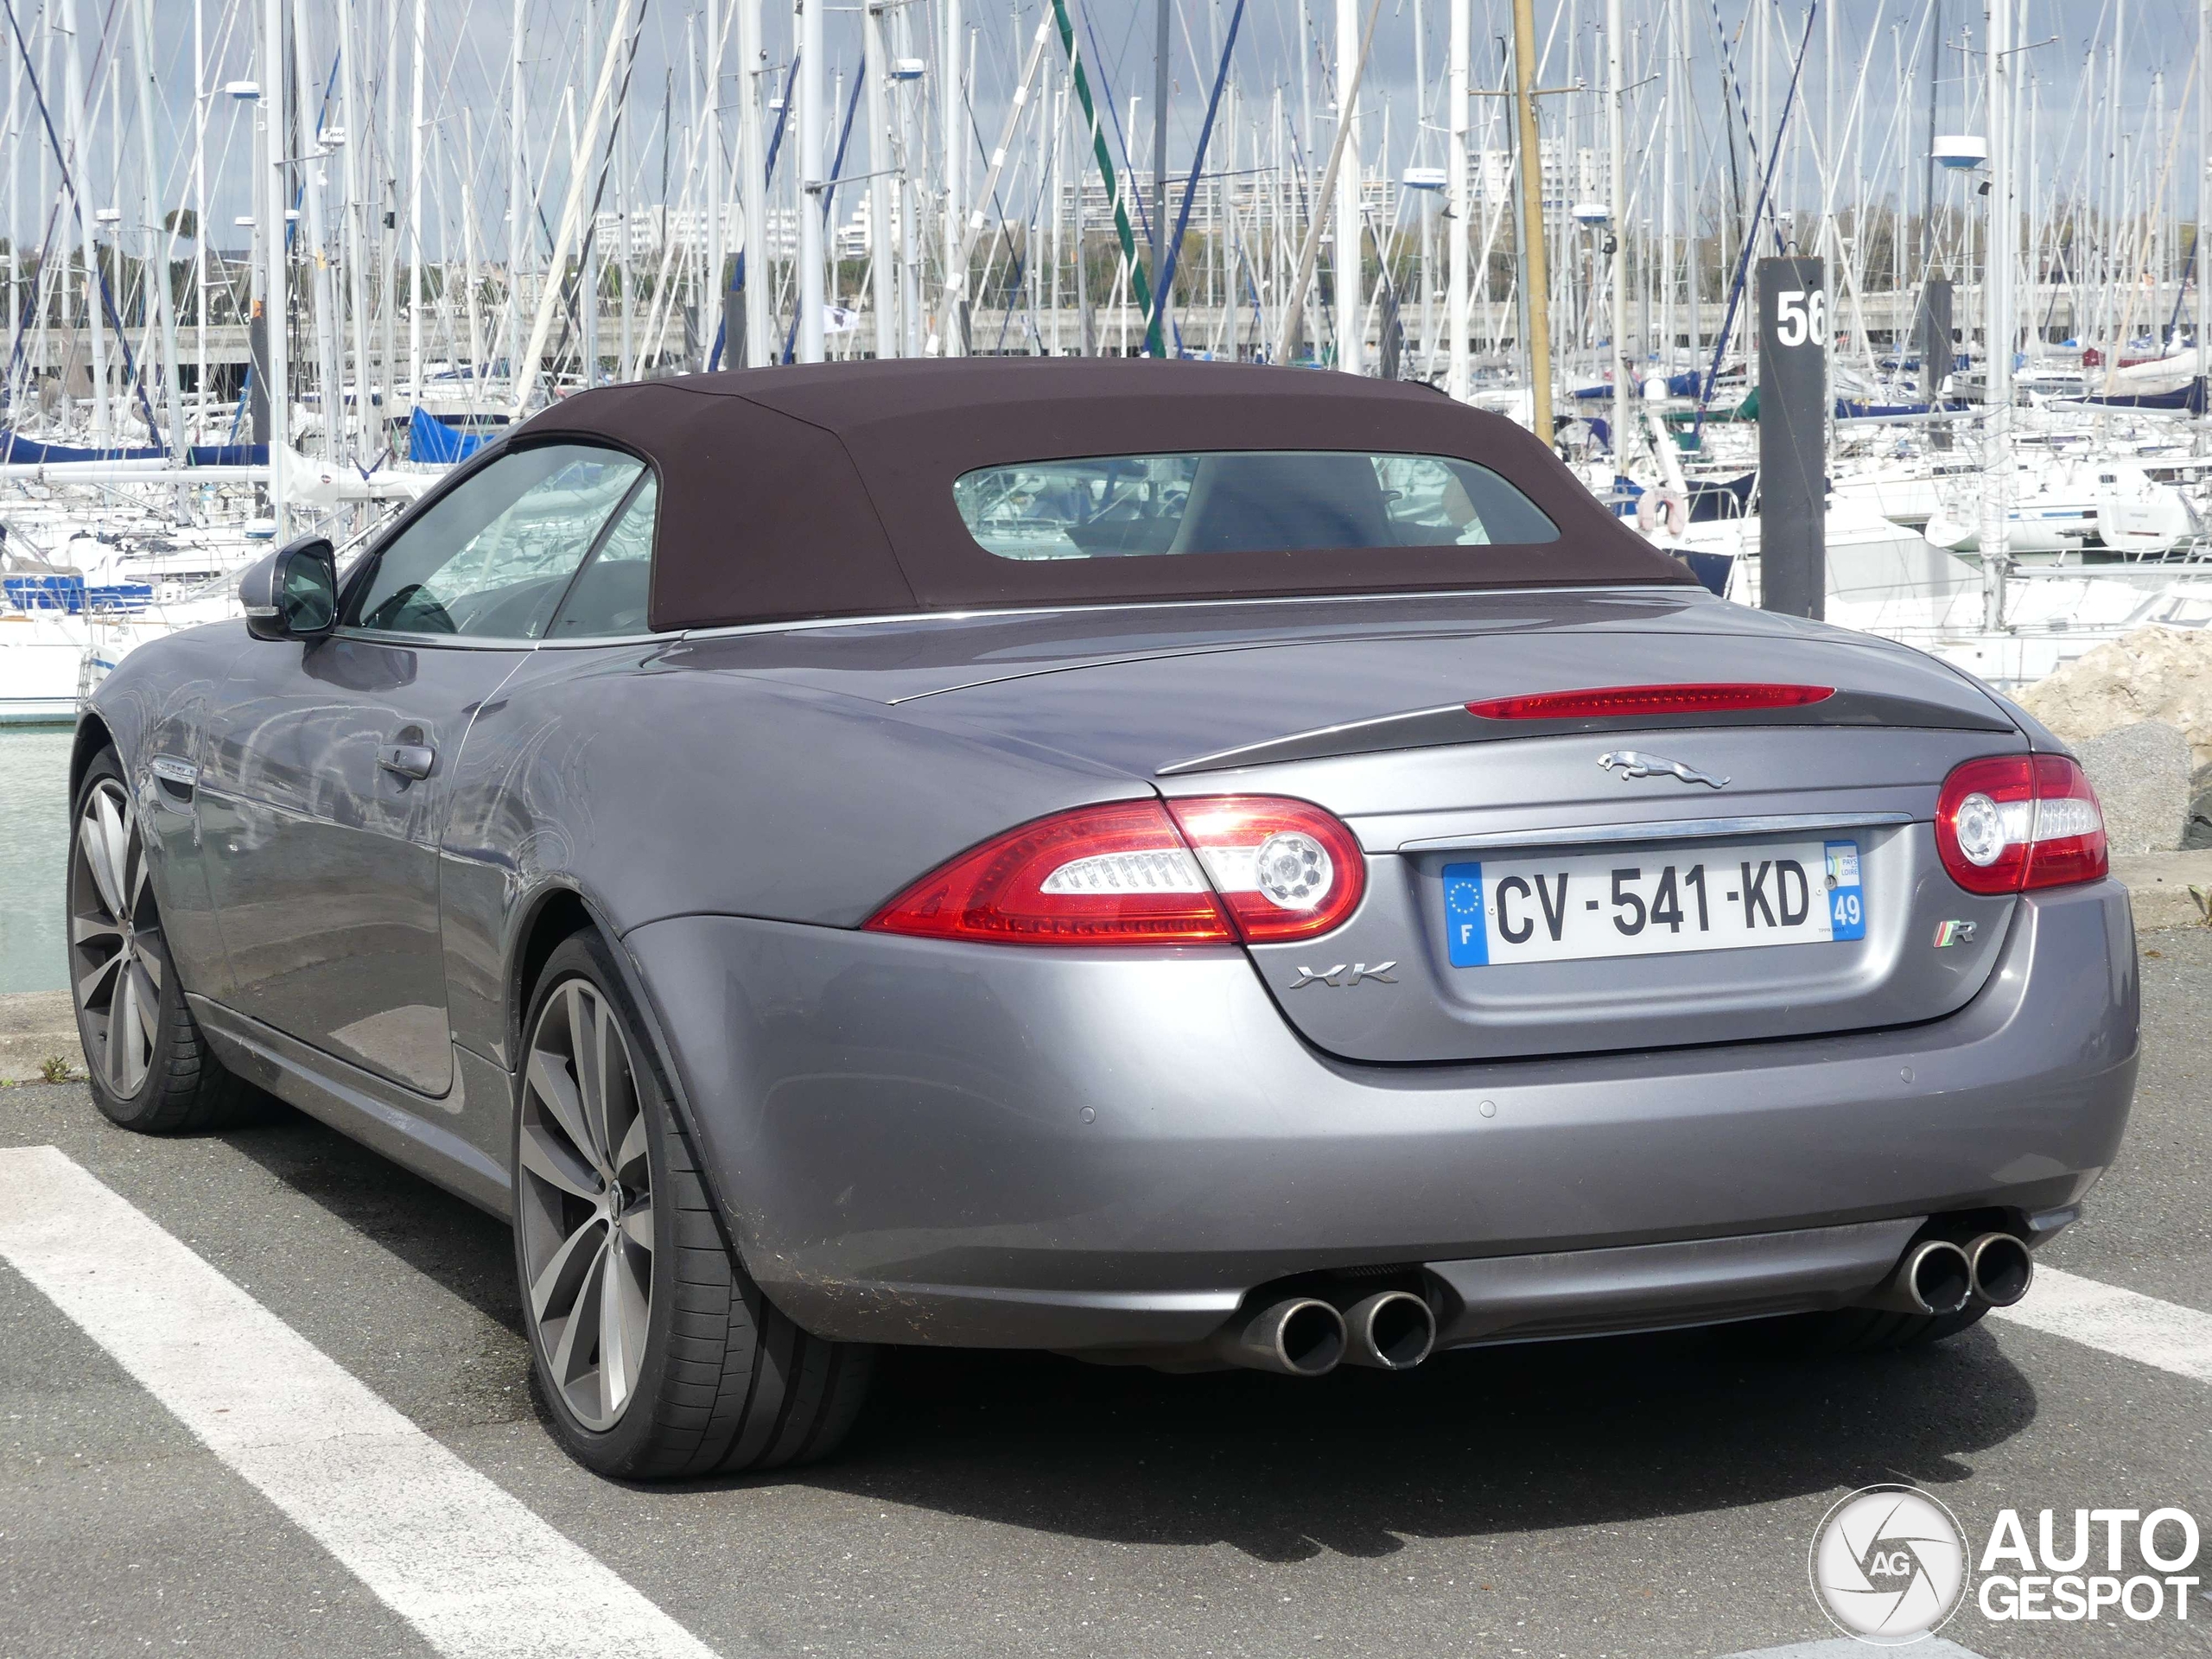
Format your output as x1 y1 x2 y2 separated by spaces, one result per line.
510 357 1694 632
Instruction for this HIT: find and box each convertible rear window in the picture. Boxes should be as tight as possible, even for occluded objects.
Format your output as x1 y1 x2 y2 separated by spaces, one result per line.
951 451 1560 561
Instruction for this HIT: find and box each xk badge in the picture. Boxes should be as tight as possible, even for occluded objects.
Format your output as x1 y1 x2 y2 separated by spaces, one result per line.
1290 963 1397 988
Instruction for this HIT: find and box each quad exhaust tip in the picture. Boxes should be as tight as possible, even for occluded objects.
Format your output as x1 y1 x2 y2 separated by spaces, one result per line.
1341 1291 1437 1370
1967 1231 2035 1308
1215 1289 1437 1376
1904 1239 1975 1316
1863 1238 1975 1317
1216 1297 1347 1377
1863 1233 2035 1318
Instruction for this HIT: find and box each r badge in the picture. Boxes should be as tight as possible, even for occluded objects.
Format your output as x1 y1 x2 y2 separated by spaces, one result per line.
1932 919 1977 949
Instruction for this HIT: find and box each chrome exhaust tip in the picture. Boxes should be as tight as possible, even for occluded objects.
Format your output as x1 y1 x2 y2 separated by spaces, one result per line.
1967 1232 2035 1307
1214 1297 1347 1377
1340 1291 1436 1370
1901 1239 1974 1316
1862 1238 1974 1316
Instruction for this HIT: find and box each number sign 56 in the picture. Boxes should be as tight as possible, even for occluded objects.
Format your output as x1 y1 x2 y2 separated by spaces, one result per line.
1775 288 1827 347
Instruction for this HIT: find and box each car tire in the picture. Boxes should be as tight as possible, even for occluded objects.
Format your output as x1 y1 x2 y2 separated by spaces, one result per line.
1738 1301 1992 1357
514 931 874 1479
67 748 256 1134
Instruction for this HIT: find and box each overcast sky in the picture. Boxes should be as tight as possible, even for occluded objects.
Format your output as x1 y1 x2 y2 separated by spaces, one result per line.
2 0 2204 257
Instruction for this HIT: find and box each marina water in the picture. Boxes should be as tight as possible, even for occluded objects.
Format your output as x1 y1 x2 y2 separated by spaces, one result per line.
0 728 70 993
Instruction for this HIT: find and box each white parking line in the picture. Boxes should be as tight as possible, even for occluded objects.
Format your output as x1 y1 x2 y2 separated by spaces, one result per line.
0 1145 721 1659
1715 1642 1987 1659
1715 1643 1987 1658
1991 1263 2212 1386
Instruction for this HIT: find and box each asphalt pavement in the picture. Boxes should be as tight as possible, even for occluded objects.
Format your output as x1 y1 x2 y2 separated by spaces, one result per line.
3 931 2211 1658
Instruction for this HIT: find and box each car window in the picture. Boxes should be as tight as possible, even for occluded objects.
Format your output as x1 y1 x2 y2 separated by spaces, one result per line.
346 443 645 639
546 474 658 638
950 450 1559 560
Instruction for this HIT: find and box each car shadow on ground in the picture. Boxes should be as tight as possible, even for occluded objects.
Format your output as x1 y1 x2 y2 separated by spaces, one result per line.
208 1103 2037 1562
216 1105 525 1339
798 1332 2035 1563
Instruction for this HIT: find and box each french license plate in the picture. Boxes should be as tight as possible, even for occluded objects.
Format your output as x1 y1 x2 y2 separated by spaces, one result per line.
1442 840 1866 967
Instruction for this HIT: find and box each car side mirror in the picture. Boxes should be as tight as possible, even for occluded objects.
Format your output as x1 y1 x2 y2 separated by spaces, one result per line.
241 537 339 642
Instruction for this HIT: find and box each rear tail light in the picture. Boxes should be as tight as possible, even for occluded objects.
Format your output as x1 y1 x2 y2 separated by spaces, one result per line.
1164 796 1369 943
1465 683 1835 721
1934 754 2107 894
865 796 1365 945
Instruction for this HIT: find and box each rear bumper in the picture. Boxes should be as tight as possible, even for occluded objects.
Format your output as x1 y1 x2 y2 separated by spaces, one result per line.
622 878 2137 1351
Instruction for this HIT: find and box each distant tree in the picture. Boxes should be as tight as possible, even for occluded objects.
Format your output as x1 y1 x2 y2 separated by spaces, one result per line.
163 208 200 242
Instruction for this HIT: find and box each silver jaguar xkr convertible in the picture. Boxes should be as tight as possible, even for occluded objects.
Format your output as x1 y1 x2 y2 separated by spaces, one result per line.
67 359 2135 1477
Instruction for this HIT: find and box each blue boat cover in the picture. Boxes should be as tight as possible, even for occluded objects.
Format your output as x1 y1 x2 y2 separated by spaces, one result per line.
188 443 270 466
408 407 492 463
1834 399 1936 418
3 575 156 613
0 431 167 463
2077 378 2209 414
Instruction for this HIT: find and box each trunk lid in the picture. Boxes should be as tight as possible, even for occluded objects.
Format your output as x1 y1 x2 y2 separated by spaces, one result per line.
895 603 2026 1062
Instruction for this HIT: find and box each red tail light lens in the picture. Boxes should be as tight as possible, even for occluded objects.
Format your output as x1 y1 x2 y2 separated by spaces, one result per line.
1465 683 1836 721
865 799 1232 944
865 796 1364 946
1934 754 2107 895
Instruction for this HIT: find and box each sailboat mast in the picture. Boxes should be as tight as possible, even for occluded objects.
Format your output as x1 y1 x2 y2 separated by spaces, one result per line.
407 0 426 410
1660 0 1676 384
294 0 341 457
58 0 108 446
865 0 895 359
4 2 19 422
1606 0 1626 476
1980 0 2012 632
133 0 181 462
1154 0 1170 353
737 0 766 367
464 108 483 383
797 0 823 362
257 0 290 529
1510 0 1550 435
942 0 963 353
704 0 722 369
895 0 922 354
509 0 527 392
1050 74 1064 357
2199 0 2209 446
1446 0 1468 399
380 0 399 421
1333 0 1362 373
341 0 373 459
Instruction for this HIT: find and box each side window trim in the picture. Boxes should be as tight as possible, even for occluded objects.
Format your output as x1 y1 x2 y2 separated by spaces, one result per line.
542 466 658 639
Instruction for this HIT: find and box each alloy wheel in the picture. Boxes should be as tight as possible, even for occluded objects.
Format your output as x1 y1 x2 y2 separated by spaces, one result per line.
518 979 653 1432
68 779 162 1097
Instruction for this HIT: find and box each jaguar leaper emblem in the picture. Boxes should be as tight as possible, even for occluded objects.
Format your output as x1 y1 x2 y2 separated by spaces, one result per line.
1597 750 1730 789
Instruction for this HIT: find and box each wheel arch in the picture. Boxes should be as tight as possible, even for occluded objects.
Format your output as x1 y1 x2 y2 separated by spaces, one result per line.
508 883 599 1065
70 712 117 804
502 883 760 1285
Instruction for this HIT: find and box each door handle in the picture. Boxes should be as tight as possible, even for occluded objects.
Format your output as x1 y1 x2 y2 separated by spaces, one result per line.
377 742 435 781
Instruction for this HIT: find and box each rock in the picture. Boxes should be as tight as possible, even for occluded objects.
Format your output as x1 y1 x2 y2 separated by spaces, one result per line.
2076 721 2191 854
2017 624 2212 850
2018 624 2212 775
